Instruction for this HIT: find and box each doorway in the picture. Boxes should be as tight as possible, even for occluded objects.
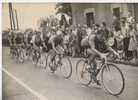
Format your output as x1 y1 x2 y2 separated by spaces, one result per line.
113 7 120 19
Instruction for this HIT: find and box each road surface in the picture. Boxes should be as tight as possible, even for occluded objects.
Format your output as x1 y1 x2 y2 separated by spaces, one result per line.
2 47 138 100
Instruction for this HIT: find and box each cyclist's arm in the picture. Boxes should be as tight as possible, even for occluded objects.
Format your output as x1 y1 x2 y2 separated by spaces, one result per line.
107 45 118 55
22 36 25 45
51 40 59 54
41 37 46 48
32 36 36 46
105 41 118 56
8 36 12 46
13 36 16 46
25 36 29 46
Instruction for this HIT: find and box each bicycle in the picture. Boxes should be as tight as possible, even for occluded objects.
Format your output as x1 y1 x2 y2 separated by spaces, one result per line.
45 50 72 79
9 45 17 58
15 44 25 63
32 46 41 66
76 53 125 96
26 44 34 60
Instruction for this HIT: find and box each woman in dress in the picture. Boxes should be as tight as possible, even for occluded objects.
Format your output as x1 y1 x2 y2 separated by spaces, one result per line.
128 24 137 62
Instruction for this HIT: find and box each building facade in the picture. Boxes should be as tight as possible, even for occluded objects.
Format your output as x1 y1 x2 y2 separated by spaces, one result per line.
71 3 138 27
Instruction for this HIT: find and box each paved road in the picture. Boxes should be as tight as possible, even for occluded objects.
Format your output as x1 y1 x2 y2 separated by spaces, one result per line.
2 47 138 100
2 73 43 100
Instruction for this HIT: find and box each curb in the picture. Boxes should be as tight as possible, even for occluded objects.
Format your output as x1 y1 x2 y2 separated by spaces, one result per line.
109 60 138 67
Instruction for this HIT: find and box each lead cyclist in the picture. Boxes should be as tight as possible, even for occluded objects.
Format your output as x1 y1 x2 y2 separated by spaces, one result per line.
81 29 119 85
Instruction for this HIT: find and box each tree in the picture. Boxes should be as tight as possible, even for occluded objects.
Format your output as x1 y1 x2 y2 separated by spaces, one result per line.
55 3 72 16
56 3 72 25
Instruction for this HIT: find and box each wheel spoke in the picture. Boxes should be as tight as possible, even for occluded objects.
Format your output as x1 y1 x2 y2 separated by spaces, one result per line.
60 57 72 78
76 59 91 86
101 64 125 95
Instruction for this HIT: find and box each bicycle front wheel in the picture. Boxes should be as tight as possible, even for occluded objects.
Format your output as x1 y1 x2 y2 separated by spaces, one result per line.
17 49 24 63
60 57 72 79
101 63 125 96
76 59 92 86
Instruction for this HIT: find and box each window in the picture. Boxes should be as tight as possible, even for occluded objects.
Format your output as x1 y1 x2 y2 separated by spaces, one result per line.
86 12 94 27
113 7 120 19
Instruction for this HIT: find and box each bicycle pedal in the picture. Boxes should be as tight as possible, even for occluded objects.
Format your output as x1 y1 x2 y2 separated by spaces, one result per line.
50 67 56 73
96 80 101 86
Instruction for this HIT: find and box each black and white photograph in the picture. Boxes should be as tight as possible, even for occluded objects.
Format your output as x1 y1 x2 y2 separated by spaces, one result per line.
2 2 138 100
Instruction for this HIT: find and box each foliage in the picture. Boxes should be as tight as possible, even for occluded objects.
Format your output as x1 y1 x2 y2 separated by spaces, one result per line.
55 3 72 16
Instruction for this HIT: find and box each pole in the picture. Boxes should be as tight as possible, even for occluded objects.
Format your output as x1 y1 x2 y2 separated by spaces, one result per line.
15 9 19 30
8 3 13 30
10 3 16 30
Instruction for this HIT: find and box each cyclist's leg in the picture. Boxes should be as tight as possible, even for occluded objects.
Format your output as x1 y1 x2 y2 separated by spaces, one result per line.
56 45 65 64
50 50 56 63
87 48 101 85
87 48 98 69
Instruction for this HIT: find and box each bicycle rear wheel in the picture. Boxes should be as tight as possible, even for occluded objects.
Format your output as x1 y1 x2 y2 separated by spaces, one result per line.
101 63 125 96
60 56 72 79
19 49 25 63
76 59 92 86
45 53 51 69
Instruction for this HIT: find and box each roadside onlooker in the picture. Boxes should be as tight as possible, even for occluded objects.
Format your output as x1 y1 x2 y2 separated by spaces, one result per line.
112 16 121 29
127 12 135 25
121 18 130 60
101 22 110 40
113 26 124 52
128 24 137 62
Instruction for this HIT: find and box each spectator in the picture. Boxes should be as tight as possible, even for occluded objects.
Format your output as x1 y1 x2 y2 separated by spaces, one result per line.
128 24 137 62
113 26 124 52
59 14 68 28
94 24 100 34
112 16 121 29
127 12 135 25
86 27 92 36
121 17 130 60
101 22 110 40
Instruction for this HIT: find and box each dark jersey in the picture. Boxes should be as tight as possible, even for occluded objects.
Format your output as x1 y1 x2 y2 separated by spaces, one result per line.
49 35 63 47
94 36 108 53
26 33 33 44
15 34 24 44
53 35 63 47
35 35 42 46
81 34 109 53
43 34 49 45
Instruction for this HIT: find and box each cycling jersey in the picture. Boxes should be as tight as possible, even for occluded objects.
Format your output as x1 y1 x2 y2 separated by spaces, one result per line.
49 35 63 47
15 34 24 44
27 33 33 44
34 35 42 47
81 34 109 53
94 36 108 53
43 34 49 46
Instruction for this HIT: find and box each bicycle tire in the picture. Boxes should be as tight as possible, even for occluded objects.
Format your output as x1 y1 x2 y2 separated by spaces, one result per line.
18 48 24 63
76 59 92 86
101 63 125 96
60 56 72 79
45 53 51 69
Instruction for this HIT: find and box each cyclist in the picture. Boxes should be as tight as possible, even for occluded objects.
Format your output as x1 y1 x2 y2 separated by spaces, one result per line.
15 31 25 47
8 30 16 55
41 30 51 53
24 30 34 57
31 30 43 65
14 31 25 60
81 29 119 85
48 26 65 72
